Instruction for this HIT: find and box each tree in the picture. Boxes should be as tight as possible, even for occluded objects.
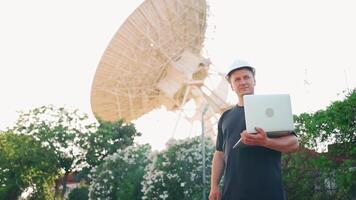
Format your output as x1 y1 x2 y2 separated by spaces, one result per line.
12 105 94 199
141 136 215 200
0 131 58 199
283 89 356 200
88 144 151 200
80 119 142 176
296 89 355 155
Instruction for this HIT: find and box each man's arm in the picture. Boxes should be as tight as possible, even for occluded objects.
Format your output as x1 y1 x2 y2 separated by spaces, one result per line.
240 127 299 153
209 151 225 200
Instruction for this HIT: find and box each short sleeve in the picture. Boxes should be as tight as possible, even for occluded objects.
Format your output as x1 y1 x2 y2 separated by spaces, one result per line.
216 114 224 151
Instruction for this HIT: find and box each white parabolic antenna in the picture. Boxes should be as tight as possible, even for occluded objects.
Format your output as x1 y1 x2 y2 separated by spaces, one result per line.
91 0 232 136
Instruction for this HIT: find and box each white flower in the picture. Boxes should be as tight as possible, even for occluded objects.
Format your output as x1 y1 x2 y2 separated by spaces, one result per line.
159 191 169 200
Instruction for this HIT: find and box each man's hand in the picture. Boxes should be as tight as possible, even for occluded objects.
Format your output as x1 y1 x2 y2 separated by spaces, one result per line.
240 127 268 146
241 127 299 152
209 186 221 200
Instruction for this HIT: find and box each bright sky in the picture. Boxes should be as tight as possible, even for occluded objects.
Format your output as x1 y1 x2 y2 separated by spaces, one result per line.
1 0 355 150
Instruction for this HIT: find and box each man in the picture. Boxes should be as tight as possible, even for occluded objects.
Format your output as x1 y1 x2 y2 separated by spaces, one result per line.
209 59 299 200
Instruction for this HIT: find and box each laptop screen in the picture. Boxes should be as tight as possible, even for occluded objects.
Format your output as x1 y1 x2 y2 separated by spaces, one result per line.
243 94 294 136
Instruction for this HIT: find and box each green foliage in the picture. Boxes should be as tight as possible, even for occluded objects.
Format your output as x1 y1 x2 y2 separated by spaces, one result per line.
283 152 339 200
68 187 89 200
88 144 151 200
8 105 143 198
295 89 355 155
11 105 95 198
28 181 55 200
0 131 58 199
81 119 142 171
13 105 94 171
78 118 142 186
283 89 356 200
141 136 214 200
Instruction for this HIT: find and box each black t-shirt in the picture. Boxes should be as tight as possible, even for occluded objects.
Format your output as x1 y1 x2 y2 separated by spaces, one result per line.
216 106 285 200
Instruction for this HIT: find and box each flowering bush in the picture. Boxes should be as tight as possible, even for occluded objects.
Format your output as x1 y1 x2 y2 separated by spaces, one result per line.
88 144 151 200
141 136 215 200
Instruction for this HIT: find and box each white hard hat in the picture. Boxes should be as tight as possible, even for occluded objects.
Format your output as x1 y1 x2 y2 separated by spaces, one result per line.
225 59 255 79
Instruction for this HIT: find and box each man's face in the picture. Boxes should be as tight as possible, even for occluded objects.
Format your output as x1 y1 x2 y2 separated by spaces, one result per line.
229 69 256 98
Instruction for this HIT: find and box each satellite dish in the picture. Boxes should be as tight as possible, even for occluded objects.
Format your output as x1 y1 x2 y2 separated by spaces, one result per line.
91 0 231 136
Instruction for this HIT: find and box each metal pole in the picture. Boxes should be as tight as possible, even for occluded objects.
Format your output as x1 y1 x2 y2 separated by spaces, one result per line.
201 105 208 200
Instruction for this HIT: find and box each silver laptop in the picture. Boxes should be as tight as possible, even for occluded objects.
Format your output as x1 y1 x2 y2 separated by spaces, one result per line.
233 94 294 149
244 94 294 136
